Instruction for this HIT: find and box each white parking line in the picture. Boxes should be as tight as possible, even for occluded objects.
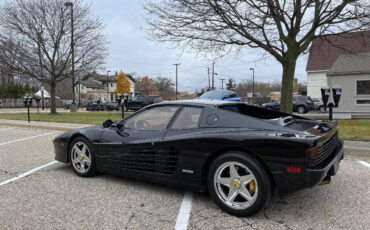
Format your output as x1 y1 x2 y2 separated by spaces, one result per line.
0 132 54 146
0 127 13 131
0 161 58 186
175 191 193 230
358 161 370 168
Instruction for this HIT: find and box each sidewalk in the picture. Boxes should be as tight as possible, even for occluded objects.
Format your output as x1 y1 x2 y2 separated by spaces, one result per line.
0 119 92 131
0 108 88 114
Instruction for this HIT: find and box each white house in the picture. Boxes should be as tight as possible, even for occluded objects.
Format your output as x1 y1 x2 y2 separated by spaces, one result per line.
74 72 136 102
306 31 370 112
306 31 370 99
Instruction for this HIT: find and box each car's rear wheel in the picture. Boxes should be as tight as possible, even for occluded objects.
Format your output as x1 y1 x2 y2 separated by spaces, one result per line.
69 137 97 177
208 152 271 216
319 106 325 112
297 106 306 114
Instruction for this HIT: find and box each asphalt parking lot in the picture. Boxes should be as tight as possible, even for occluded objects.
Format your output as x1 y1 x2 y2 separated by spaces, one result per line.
0 126 369 230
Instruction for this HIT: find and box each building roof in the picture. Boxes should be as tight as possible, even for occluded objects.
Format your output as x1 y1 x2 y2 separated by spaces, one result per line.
79 80 104 89
84 72 136 83
328 52 370 76
306 31 370 72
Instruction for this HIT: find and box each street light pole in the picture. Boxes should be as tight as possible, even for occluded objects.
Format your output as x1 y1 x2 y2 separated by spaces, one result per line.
250 68 255 101
220 79 225 90
106 70 111 102
212 62 215 90
65 2 76 112
173 63 180 100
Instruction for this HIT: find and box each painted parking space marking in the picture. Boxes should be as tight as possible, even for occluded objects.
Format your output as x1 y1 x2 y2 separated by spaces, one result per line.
358 161 370 168
175 191 193 230
0 132 54 146
0 161 58 187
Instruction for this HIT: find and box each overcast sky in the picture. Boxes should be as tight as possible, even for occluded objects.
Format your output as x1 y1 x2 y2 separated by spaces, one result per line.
1 0 309 92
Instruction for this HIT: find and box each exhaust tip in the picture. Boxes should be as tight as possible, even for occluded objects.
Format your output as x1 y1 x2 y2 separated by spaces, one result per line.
319 176 331 186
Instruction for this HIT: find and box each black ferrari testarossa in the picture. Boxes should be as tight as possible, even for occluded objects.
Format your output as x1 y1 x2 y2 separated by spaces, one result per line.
53 100 343 216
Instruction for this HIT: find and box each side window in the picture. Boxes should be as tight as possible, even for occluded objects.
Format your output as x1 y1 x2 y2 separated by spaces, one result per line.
171 107 203 129
125 106 178 130
229 93 238 98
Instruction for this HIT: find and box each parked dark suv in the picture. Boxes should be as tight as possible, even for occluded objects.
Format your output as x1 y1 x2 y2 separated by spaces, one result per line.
262 96 314 114
86 101 105 111
126 95 162 111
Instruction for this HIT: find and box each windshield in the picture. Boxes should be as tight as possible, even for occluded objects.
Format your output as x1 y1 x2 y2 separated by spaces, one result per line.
200 91 224 99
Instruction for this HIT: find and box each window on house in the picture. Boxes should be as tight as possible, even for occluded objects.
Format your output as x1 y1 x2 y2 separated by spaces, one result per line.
357 80 370 95
356 100 370 105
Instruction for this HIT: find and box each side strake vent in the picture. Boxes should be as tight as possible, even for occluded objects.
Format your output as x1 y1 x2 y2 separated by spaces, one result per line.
105 149 179 175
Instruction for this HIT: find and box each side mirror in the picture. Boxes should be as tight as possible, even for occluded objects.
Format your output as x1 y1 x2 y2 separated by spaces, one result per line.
102 119 113 128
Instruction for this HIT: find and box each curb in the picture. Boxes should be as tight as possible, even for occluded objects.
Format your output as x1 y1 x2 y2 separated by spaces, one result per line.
0 121 91 132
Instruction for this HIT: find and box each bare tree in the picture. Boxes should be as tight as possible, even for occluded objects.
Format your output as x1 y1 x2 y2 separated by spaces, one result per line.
155 77 175 100
0 0 107 114
144 0 370 113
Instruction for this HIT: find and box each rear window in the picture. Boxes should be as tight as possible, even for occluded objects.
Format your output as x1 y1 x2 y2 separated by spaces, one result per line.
200 91 223 99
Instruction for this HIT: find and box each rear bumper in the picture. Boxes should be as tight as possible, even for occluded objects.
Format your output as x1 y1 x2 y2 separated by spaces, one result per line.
272 143 344 197
305 145 344 187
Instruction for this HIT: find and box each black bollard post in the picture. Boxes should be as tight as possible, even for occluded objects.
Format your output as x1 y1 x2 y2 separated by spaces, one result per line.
27 104 30 123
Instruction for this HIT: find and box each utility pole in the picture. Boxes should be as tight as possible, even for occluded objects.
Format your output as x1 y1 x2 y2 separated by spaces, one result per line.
207 67 210 90
212 62 215 90
220 79 225 90
106 70 111 102
173 63 180 100
250 68 255 102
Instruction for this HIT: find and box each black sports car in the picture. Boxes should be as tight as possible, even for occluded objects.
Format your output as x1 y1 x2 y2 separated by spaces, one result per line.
53 100 344 216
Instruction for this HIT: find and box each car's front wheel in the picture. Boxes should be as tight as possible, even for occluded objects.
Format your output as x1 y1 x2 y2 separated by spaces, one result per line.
69 137 97 177
208 152 272 216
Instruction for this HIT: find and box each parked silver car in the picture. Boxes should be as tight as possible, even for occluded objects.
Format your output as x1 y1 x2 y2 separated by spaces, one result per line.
312 98 326 112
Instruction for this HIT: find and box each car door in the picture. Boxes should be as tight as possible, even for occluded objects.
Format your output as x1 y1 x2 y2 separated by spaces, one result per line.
158 106 204 181
97 105 179 175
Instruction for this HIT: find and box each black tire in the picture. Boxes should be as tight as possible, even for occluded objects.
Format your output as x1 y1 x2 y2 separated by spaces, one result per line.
207 152 272 217
319 106 325 113
297 106 306 114
69 137 97 177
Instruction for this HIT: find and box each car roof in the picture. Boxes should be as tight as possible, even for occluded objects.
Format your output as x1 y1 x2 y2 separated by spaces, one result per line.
156 99 241 107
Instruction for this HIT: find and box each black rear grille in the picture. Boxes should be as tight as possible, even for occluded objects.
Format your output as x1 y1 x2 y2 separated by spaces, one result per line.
308 133 340 169
285 121 317 131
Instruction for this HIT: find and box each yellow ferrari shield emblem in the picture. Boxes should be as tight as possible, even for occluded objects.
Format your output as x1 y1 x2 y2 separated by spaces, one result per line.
232 181 239 189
